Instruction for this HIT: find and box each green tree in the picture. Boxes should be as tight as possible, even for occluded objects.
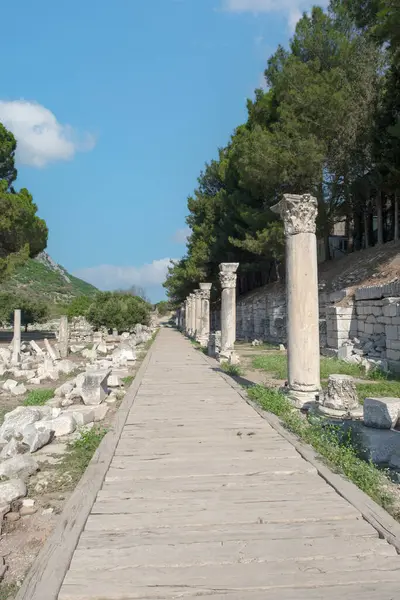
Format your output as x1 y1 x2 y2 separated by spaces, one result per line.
66 296 94 319
87 292 151 332
0 123 17 187
0 293 49 331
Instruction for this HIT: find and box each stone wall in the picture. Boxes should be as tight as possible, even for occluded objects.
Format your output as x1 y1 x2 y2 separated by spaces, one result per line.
215 278 400 373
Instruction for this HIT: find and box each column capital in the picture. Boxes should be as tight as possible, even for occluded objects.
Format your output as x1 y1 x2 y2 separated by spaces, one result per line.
271 193 317 236
199 282 212 299
219 263 239 289
193 289 202 298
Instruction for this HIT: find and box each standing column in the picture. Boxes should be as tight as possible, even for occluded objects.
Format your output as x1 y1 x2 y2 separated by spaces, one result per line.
11 309 21 365
190 293 196 337
272 193 320 408
219 263 239 362
199 283 212 347
59 315 69 358
184 298 190 335
194 289 202 341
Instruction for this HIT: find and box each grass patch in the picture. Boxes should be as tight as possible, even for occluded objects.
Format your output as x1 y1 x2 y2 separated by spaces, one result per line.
356 380 400 403
248 385 397 518
122 375 134 387
0 581 19 600
58 425 107 488
220 362 243 377
24 388 55 406
252 352 366 380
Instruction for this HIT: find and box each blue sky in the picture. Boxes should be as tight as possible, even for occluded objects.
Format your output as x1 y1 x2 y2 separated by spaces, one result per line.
0 0 325 301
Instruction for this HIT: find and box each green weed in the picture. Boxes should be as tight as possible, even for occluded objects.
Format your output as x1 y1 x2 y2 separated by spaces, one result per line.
122 375 134 387
0 581 19 600
248 384 397 518
220 362 243 377
24 388 55 406
252 352 366 380
58 426 107 488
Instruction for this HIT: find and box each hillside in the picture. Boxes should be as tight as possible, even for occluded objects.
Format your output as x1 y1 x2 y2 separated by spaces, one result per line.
0 252 98 303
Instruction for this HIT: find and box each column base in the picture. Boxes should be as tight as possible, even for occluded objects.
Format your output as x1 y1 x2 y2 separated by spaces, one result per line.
284 387 320 410
218 350 239 365
315 404 363 420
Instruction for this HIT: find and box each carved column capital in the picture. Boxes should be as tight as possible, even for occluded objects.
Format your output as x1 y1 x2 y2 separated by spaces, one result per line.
271 193 317 236
199 282 212 300
219 263 239 289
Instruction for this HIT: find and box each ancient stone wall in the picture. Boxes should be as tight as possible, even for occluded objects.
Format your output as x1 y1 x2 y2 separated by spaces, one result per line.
222 278 400 373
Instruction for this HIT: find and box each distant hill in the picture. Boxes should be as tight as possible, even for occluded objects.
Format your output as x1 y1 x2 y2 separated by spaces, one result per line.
0 252 98 303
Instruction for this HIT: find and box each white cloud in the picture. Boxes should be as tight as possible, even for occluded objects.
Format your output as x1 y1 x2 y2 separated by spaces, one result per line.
172 227 191 244
0 100 95 167
74 258 177 291
221 0 329 31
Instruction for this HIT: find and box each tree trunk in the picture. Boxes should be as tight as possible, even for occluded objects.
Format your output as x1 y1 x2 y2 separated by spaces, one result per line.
376 191 384 245
25 324 28 333
395 191 399 242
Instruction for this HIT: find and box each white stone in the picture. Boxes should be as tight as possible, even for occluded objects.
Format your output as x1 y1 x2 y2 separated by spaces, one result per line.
44 338 58 361
46 414 76 437
55 382 75 397
82 348 97 360
97 342 108 354
0 438 24 459
0 455 39 480
0 406 41 440
0 479 26 504
0 348 11 364
92 403 109 422
22 423 53 452
81 369 110 405
63 406 95 426
29 340 43 356
363 397 400 429
107 374 121 388
57 359 76 375
10 383 27 396
13 369 36 380
2 379 18 392
70 344 85 353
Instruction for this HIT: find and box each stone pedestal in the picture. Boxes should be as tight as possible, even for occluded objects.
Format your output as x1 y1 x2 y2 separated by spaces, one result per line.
198 283 212 347
11 310 21 366
272 194 320 408
59 316 69 359
318 374 361 418
194 290 202 341
219 263 239 363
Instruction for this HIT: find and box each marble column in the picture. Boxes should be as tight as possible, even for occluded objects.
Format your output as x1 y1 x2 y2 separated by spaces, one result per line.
272 193 320 408
11 309 21 366
198 283 212 347
194 289 202 341
184 298 190 335
59 315 69 359
219 263 239 362
190 293 196 337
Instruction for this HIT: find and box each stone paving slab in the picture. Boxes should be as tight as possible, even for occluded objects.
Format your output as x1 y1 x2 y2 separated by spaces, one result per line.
58 328 400 600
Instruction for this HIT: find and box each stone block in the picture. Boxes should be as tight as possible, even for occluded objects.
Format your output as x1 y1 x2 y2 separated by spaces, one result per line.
386 349 400 361
81 369 110 405
386 339 400 351
0 455 38 481
364 323 374 335
0 479 27 505
64 406 95 427
364 397 400 429
385 325 399 340
373 323 385 335
366 315 376 324
383 301 400 318
45 414 76 437
22 423 52 452
0 406 41 441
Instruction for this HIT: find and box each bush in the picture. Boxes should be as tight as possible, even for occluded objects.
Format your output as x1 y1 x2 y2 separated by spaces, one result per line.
87 292 151 333
155 300 171 316
67 295 93 318
0 292 49 331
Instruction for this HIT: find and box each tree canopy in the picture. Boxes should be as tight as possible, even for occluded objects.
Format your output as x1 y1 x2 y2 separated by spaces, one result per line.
0 124 48 281
164 0 400 305
86 292 152 332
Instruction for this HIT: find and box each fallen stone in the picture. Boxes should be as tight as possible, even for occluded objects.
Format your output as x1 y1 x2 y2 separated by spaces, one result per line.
2 379 18 392
10 383 27 396
44 338 58 361
0 455 39 480
20 504 37 516
321 375 359 413
61 397 74 408
338 345 354 361
37 406 62 419
0 479 27 504
46 414 76 437
29 340 43 356
28 377 44 385
70 344 85 354
0 438 24 459
97 342 108 354
57 359 76 375
5 511 20 522
46 397 63 409
74 372 85 388
0 503 10 520
107 374 121 388
22 423 52 453
0 348 11 364
81 369 110 405
0 406 41 441
92 403 109 422
64 406 95 427
364 397 400 429
55 382 75 397
82 348 97 360
12 369 36 380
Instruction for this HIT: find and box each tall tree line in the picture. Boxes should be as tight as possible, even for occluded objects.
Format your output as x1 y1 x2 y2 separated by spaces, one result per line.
164 0 400 305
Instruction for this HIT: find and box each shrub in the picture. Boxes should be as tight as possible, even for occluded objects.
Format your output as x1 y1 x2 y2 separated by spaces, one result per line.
87 292 151 333
67 295 93 318
0 293 49 331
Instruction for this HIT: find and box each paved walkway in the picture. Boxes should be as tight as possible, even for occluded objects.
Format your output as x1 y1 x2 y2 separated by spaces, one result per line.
59 329 400 599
